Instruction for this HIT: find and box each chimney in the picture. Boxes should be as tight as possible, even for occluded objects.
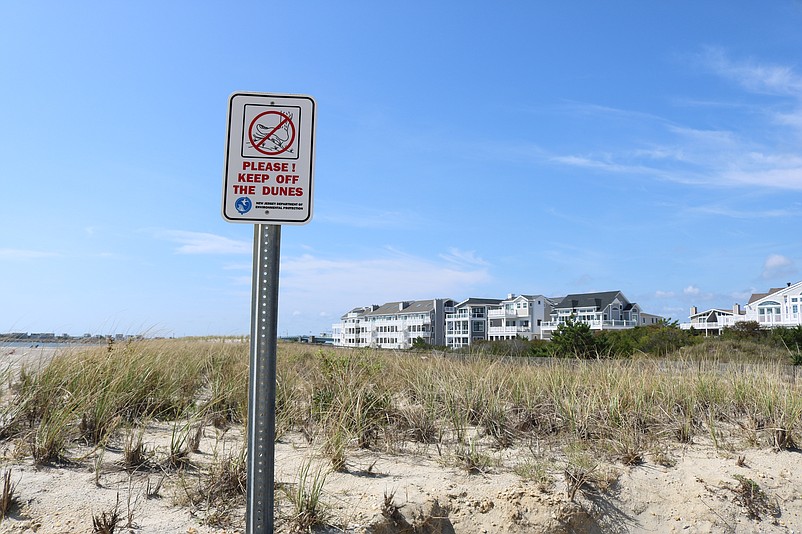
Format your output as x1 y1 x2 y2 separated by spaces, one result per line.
507 293 515 299
690 306 698 316
733 303 741 315
398 302 406 311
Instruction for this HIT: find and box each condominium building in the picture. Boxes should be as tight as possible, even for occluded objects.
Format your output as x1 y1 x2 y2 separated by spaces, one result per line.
332 299 455 349
334 288 666 350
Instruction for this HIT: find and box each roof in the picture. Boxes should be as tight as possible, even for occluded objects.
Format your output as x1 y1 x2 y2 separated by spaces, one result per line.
364 299 437 316
748 287 785 304
340 305 378 319
502 294 547 302
554 291 627 310
454 297 503 308
690 308 734 319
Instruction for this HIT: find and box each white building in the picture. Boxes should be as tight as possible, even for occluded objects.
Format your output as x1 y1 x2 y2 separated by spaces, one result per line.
683 305 743 335
681 281 802 333
743 281 802 327
332 299 455 349
332 305 377 347
487 294 555 342
540 290 659 340
444 298 502 349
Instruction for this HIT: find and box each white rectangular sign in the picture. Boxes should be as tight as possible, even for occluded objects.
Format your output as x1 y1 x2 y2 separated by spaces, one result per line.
222 92 316 224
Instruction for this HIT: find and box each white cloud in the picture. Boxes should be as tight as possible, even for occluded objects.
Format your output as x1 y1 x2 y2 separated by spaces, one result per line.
438 248 489 266
721 167 802 190
278 250 492 317
157 230 250 255
547 51 802 191
655 290 675 298
762 254 796 279
0 248 58 260
683 285 700 296
702 47 802 96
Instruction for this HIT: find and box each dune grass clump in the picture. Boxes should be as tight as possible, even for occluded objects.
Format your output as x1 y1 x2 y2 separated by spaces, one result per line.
0 469 19 524
282 460 330 533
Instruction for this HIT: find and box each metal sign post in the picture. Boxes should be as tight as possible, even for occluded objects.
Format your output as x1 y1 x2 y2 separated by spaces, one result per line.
222 92 315 532
246 223 281 532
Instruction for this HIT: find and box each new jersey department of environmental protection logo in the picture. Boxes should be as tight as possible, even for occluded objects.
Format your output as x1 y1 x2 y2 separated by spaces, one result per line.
235 197 252 214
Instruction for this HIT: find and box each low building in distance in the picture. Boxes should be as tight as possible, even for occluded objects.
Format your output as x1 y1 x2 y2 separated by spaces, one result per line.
333 289 664 350
332 299 456 349
682 281 802 334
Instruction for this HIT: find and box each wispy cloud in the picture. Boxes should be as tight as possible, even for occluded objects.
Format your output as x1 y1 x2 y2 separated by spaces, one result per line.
547 50 802 191
280 249 492 308
701 46 802 96
762 254 796 280
157 230 250 255
720 167 802 190
0 248 58 260
438 247 489 266
686 203 802 219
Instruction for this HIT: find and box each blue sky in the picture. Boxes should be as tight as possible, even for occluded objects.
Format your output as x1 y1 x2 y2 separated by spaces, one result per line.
2 2 801 337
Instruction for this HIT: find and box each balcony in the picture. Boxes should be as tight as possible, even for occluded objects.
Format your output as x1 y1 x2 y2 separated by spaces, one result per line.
488 326 532 335
488 309 529 319
541 319 637 330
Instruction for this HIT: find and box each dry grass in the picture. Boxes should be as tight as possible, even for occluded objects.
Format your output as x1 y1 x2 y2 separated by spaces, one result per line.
0 338 800 528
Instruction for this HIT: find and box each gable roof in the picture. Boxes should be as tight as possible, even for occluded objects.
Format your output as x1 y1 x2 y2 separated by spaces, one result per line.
748 288 783 304
364 299 439 317
690 308 734 319
747 281 802 305
455 297 503 308
554 291 627 310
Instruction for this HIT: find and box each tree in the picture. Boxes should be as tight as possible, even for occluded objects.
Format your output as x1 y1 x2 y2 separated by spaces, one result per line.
722 321 764 341
550 317 602 358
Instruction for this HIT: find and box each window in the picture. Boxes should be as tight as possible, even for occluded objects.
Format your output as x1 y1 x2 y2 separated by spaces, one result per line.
472 322 484 332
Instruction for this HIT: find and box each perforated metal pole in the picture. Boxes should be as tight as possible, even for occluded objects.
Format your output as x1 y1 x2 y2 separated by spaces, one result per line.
246 223 281 532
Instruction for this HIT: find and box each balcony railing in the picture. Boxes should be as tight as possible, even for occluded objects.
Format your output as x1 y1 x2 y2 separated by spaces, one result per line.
488 326 532 334
680 316 802 330
541 319 637 329
488 309 530 319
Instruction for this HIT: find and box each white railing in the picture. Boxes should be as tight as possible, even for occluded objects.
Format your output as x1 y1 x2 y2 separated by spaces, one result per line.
488 326 531 334
680 316 802 330
541 320 637 329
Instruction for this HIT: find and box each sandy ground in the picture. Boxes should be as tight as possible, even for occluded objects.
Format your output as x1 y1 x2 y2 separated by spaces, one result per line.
1 347 801 533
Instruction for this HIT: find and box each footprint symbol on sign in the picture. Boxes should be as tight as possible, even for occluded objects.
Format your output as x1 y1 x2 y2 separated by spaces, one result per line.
252 112 294 153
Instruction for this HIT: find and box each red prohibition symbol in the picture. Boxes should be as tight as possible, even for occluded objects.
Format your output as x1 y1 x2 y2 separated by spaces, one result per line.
248 110 296 156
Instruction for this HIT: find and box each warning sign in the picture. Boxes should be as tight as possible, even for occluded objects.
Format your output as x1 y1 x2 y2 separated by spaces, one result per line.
222 93 316 225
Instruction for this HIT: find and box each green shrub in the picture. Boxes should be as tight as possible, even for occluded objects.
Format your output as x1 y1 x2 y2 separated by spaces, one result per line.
550 318 604 358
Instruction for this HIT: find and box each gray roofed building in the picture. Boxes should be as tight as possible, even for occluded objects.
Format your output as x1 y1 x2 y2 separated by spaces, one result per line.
332 298 456 349
541 290 659 339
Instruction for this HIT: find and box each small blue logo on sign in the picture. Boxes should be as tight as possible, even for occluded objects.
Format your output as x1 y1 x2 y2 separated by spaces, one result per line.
235 197 252 214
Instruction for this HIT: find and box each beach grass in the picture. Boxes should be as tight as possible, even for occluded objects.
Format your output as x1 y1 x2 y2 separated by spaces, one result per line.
1 337 800 527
